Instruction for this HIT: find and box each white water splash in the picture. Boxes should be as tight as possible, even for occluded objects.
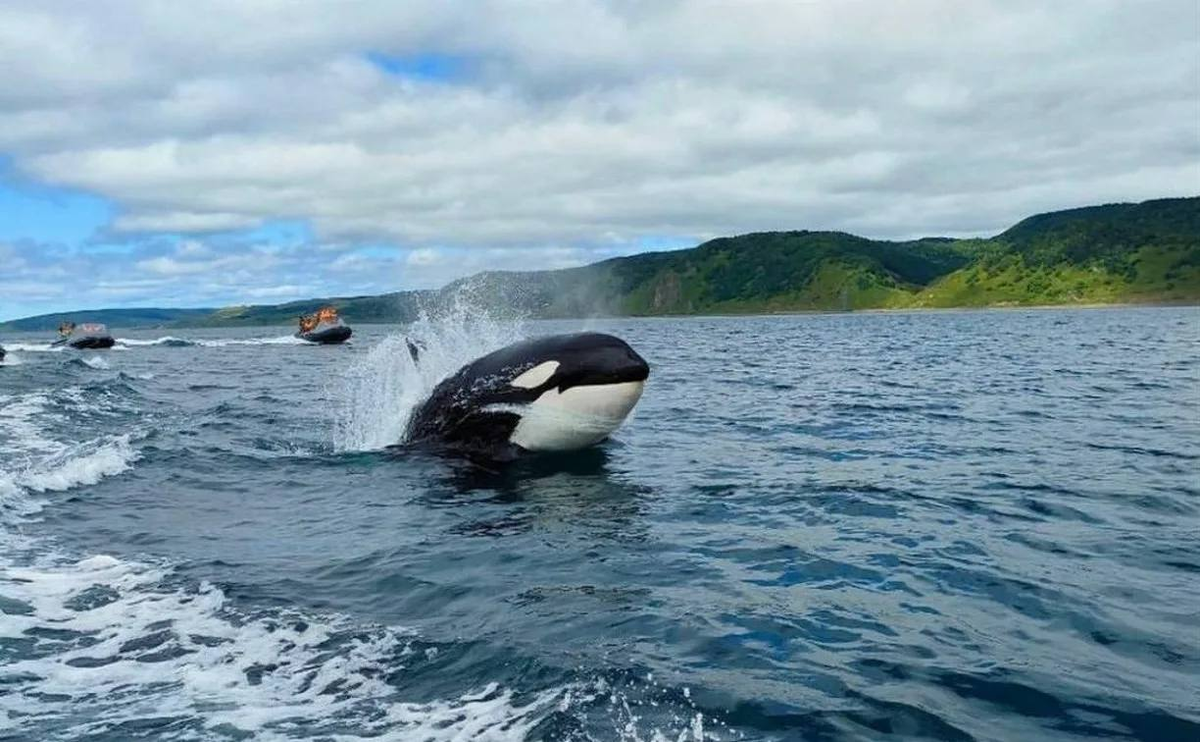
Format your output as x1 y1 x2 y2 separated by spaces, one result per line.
81 355 110 370
332 294 525 452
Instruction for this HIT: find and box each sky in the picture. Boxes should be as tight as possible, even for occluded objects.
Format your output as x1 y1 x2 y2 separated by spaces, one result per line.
1 1 1197 321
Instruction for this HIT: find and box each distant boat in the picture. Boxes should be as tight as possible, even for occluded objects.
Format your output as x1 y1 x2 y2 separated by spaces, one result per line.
52 322 116 349
295 307 352 344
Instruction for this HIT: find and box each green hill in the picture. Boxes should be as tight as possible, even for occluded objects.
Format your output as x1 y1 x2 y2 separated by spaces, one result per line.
3 196 1196 330
455 196 1198 315
908 197 1200 307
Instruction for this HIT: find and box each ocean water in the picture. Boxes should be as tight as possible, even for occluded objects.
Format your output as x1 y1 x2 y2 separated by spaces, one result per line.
1 307 1198 741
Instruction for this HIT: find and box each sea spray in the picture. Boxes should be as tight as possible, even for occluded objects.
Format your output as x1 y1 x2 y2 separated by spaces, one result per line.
332 291 526 452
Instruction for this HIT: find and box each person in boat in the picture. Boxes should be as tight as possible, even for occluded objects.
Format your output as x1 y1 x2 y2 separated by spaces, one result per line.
58 321 75 338
298 312 324 333
298 307 339 332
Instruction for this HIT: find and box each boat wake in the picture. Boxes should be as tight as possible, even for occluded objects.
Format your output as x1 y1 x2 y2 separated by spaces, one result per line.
2 342 65 353
116 336 196 347
116 334 307 348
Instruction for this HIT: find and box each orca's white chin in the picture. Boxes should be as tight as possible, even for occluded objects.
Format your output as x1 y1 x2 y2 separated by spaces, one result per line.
509 380 645 452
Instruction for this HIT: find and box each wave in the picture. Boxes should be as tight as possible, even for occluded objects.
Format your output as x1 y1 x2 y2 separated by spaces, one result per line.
0 391 65 460
16 435 139 494
0 389 142 519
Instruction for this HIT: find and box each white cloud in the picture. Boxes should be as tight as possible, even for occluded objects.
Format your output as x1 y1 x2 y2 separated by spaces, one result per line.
245 284 312 299
405 248 440 267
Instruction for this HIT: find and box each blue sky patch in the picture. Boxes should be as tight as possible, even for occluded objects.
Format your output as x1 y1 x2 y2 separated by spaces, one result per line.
364 52 466 82
0 181 113 246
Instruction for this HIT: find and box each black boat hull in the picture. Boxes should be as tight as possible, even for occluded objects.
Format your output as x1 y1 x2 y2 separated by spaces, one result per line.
297 326 353 344
59 336 116 350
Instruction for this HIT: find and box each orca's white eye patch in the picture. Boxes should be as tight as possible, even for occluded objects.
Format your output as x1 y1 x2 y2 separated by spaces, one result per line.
510 361 560 389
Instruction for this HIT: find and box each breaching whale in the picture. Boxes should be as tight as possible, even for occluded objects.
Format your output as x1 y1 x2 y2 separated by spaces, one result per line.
405 332 649 460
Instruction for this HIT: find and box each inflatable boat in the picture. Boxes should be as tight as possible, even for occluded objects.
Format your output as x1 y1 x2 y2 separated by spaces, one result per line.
52 322 116 349
296 307 352 344
0 344 5 362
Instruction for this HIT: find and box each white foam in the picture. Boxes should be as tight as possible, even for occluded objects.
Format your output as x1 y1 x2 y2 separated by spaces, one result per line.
81 355 110 370
0 551 564 740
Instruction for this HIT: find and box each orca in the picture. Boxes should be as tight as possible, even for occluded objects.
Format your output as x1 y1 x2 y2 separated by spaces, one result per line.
405 332 649 461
